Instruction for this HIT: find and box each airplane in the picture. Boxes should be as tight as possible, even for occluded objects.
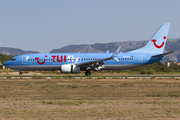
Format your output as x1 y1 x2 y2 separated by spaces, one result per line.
3 22 174 76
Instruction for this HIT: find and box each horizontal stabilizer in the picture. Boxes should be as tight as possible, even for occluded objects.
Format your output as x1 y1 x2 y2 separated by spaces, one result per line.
152 51 175 58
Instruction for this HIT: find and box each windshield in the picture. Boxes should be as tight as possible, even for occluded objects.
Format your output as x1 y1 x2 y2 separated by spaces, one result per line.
10 58 16 61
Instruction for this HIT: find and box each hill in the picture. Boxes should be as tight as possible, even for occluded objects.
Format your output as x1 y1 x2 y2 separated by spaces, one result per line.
0 47 39 55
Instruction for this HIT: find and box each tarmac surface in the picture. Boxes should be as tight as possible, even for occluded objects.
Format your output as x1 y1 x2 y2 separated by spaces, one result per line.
1 74 180 79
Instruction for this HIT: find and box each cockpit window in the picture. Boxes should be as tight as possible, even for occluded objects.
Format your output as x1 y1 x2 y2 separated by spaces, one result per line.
11 58 16 61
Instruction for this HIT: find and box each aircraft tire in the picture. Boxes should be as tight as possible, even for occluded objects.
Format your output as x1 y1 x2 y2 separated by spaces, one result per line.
85 71 91 76
19 72 22 76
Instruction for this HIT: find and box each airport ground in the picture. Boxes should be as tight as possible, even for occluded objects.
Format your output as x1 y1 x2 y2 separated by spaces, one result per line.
1 75 180 119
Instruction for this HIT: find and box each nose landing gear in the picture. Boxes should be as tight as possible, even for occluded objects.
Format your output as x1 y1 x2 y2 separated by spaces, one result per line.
19 72 22 76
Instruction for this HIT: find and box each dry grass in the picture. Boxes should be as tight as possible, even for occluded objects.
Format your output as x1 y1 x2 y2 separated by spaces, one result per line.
0 78 180 119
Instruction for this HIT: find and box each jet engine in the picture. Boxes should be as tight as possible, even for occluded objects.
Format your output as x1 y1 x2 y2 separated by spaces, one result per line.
61 64 80 73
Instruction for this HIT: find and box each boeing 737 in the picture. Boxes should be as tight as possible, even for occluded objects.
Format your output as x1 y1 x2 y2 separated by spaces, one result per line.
3 22 174 76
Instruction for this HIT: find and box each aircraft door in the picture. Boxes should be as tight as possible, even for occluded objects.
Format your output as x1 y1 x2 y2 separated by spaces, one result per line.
22 56 28 64
139 55 143 63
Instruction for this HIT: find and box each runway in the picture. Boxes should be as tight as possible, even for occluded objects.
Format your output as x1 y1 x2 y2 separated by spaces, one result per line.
1 75 180 79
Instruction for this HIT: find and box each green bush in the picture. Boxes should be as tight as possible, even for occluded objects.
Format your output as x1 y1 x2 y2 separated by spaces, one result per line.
141 70 146 74
146 69 155 74
71 85 78 88
0 54 14 64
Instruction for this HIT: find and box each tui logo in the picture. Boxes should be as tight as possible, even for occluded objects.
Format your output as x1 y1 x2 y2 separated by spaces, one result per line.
35 55 66 65
151 36 166 49
35 55 47 65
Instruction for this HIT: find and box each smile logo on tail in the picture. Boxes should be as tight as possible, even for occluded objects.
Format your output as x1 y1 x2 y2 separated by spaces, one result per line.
35 55 47 65
151 36 166 49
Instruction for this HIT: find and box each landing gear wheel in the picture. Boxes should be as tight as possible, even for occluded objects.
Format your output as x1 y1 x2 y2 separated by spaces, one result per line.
19 72 22 76
85 71 91 76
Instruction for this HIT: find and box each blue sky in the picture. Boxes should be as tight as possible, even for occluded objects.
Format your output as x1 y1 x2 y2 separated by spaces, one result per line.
0 0 179 53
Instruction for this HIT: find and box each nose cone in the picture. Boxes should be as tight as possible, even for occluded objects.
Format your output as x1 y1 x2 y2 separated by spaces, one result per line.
3 61 9 66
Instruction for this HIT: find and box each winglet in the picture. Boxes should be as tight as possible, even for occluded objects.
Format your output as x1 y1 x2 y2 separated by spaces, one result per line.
112 46 121 58
111 46 121 63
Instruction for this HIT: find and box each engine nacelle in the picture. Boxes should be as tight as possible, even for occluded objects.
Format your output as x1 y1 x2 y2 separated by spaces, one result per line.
61 64 80 73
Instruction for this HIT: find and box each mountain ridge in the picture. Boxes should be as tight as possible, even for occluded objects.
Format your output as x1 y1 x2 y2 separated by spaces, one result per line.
0 47 39 55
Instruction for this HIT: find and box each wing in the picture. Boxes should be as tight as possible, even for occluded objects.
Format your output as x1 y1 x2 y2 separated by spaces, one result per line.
77 46 121 70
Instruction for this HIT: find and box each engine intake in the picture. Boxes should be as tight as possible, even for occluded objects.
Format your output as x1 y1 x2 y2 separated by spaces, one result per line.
61 64 80 73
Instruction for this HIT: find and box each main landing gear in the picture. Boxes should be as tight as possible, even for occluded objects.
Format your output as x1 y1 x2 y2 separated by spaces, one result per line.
19 72 22 76
85 70 91 76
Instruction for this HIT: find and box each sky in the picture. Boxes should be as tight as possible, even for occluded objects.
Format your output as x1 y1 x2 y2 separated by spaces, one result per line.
0 0 179 53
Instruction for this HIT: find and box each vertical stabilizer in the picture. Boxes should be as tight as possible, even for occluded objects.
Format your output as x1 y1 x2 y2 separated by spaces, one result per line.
129 22 170 54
